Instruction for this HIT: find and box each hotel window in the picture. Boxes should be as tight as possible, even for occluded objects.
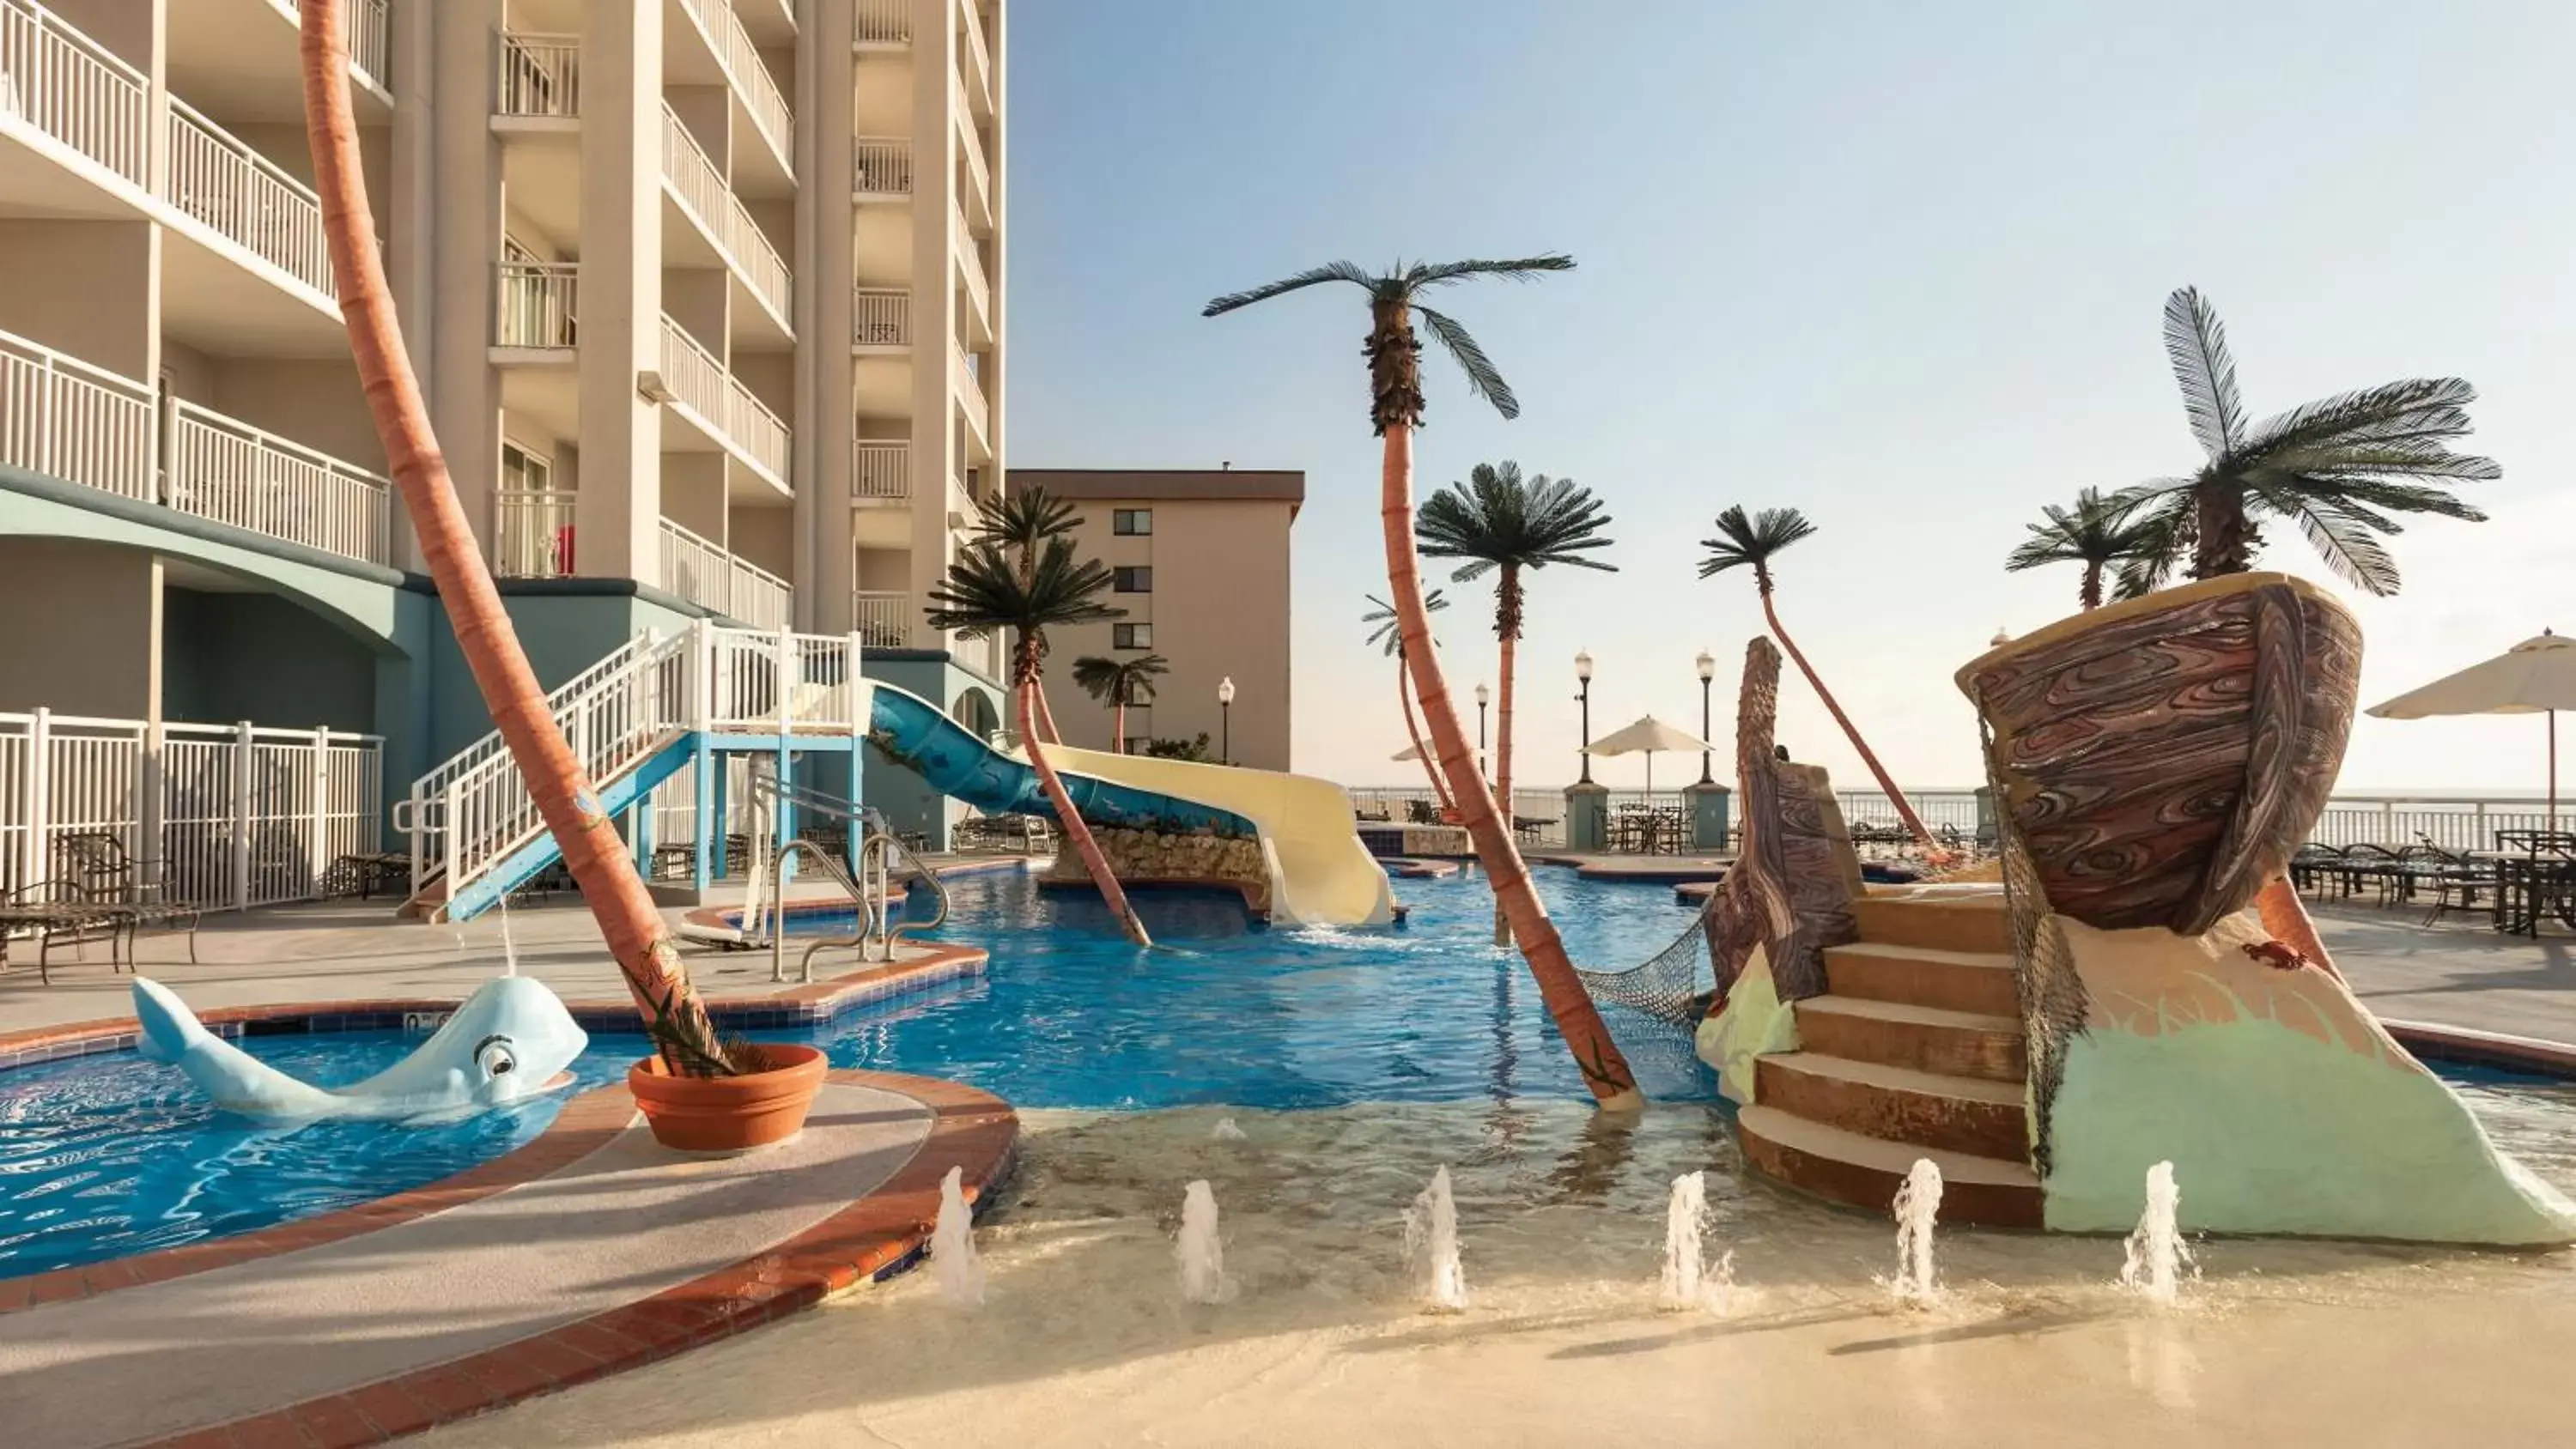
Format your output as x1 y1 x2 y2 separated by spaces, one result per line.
1114 623 1152 650
1112 508 1152 536
1114 567 1152 593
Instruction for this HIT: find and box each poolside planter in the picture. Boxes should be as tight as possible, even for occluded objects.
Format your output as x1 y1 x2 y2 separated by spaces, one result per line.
628 1043 828 1153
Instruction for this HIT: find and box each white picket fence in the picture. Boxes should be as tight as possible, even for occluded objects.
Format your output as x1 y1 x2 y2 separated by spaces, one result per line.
1 709 382 909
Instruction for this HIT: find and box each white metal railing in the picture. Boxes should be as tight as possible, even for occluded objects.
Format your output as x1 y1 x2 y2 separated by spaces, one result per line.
0 0 151 187
953 343 988 432
659 516 791 628
853 0 912 45
958 0 994 112
852 440 908 500
493 488 577 578
494 30 579 118
166 399 390 566
853 590 914 648
0 327 154 501
851 286 909 347
657 314 790 483
852 136 914 196
495 262 578 348
2 709 381 910
947 471 983 530
162 98 332 297
954 206 990 321
272 0 388 89
660 102 791 324
671 0 791 167
954 91 991 215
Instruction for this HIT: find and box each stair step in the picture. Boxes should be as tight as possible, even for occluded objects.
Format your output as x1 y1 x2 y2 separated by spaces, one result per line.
1793 996 2026 1082
1824 942 2020 1017
1850 892 2014 954
1754 1052 2026 1161
1736 1105 2043 1228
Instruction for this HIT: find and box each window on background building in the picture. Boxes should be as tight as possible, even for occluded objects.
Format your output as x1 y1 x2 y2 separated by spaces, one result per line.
1112 508 1152 536
1113 566 1152 592
1114 623 1152 650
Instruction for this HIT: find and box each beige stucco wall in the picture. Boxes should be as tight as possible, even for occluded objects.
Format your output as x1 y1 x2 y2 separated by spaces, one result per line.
0 540 157 718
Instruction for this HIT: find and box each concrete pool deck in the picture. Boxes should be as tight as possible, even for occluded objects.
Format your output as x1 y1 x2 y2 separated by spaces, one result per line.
0 1070 1017 1449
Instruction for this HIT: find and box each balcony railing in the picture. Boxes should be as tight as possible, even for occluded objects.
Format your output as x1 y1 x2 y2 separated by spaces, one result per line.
0 0 151 188
659 517 791 628
853 0 911 45
958 1 995 114
279 0 388 89
661 102 790 324
948 470 984 530
495 31 580 118
851 286 909 347
852 137 913 197
658 315 791 485
852 590 914 648
493 488 577 578
671 0 791 167
495 262 578 349
852 440 908 500
0 328 154 503
953 205 990 322
163 98 332 296
953 343 988 433
167 400 392 567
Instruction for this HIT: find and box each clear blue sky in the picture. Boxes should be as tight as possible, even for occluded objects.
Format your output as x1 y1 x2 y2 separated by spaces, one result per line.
1005 0 2576 796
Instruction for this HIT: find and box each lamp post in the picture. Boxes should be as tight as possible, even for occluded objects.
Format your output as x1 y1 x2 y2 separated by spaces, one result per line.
1695 648 1716 784
1574 649 1594 785
1474 682 1490 782
1217 676 1235 764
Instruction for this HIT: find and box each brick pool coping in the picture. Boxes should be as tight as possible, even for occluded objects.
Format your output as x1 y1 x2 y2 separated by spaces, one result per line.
5 1068 1017 1447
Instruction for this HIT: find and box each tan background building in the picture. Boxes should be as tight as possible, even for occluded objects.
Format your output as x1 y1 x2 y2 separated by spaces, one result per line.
1010 467 1299 772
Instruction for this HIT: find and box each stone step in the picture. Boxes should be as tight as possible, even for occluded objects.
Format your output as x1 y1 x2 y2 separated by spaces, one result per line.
1850 893 2014 954
1736 1105 2044 1228
1754 1052 2028 1161
1823 942 2020 1017
1793 996 2026 1083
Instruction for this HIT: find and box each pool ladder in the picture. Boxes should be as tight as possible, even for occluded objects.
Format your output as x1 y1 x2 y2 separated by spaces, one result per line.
746 775 951 983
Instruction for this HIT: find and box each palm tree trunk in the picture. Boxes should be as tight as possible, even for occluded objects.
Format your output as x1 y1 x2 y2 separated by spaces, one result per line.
1382 423 1640 1108
1759 588 1941 858
1112 697 1127 754
1492 567 1519 947
1397 657 1455 814
1032 675 1064 746
2192 482 2256 579
1018 659 1151 947
298 3 731 1074
2080 562 2104 611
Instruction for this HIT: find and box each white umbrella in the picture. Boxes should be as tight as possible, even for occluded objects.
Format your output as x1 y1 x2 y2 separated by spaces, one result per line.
2366 629 2575 828
1583 714 1716 796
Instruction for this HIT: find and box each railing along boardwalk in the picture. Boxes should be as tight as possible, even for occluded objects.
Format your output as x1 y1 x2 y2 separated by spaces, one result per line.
661 102 792 325
163 98 332 297
658 315 791 485
0 0 152 187
3 709 381 911
671 0 791 167
495 31 580 118
1 326 393 567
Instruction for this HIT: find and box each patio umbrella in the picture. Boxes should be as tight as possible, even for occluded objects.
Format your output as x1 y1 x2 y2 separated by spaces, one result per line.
1583 714 1716 796
2366 629 2576 828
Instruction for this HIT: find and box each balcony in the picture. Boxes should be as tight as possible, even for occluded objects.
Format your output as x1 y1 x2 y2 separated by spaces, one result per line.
163 0 392 128
660 517 791 628
953 85 993 230
852 137 913 199
660 103 792 338
851 287 910 350
947 471 984 534
0 327 392 567
656 315 791 493
669 0 792 185
493 489 578 579
493 263 579 352
494 32 580 123
853 0 911 48
161 97 332 300
852 590 915 649
852 440 908 502
958 1 996 120
0 0 153 194
952 343 990 453
953 205 991 342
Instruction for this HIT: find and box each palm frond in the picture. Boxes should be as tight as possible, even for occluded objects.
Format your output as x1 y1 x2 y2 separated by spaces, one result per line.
925 537 1124 640
2003 486 2160 576
1071 652 1168 706
1360 588 1448 656
2163 286 2248 459
1201 260 1376 317
1417 460 1616 579
973 485 1084 555
1413 305 1518 419
2107 489 2194 599
1698 505 1816 578
2250 483 2404 596
1404 254 1577 291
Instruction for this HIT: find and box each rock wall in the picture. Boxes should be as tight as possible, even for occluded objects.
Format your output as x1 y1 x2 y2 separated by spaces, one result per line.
1044 826 1272 914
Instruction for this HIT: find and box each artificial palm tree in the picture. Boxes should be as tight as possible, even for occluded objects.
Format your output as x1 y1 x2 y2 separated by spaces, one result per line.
1206 257 1640 1109
2113 287 2495 598
1701 506 1939 857
1362 589 1457 815
972 485 1085 743
927 539 1151 946
2006 487 2160 610
1071 652 1167 753
298 3 733 1074
1418 462 1616 944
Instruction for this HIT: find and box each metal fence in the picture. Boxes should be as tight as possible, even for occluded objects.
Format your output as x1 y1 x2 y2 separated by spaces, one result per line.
2 710 382 908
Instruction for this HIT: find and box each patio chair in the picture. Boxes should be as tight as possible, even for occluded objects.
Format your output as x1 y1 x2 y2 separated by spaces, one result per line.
2331 842 2402 904
53 832 199 965
2288 843 2343 896
2410 840 2497 927
0 879 134 984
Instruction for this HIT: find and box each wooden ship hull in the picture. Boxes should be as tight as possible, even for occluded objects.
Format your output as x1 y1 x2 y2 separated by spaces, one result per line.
1956 573 2361 937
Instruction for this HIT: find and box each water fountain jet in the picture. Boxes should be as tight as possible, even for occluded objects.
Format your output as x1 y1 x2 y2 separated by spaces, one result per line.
2119 1161 2192 1306
1890 1159 1942 1307
1177 1179 1225 1304
932 1166 986 1307
1405 1166 1467 1313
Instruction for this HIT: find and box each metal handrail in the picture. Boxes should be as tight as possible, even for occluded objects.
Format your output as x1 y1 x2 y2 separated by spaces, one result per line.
746 774 950 973
765 839 872 984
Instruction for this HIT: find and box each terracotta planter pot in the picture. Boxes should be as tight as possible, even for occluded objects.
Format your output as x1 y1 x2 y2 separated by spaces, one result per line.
628 1043 828 1154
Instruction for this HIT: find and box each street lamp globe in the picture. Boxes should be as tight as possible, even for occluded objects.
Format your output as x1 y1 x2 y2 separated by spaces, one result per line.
1695 649 1716 683
1473 682 1489 707
1574 649 1593 683
1217 676 1236 706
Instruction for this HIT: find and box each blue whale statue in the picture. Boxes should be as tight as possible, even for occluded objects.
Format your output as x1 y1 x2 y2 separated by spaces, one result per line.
132 975 590 1124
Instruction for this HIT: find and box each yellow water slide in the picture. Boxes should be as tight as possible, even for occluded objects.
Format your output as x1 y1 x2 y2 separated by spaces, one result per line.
1040 744 1398 928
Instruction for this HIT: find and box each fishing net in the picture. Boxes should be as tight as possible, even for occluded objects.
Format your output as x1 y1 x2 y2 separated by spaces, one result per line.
1573 906 1718 1029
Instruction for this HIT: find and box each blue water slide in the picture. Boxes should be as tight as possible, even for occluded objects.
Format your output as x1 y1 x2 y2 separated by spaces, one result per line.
866 683 1259 839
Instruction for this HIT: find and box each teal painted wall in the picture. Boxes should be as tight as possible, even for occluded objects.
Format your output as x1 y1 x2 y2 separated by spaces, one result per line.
162 588 379 732
420 591 708 762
